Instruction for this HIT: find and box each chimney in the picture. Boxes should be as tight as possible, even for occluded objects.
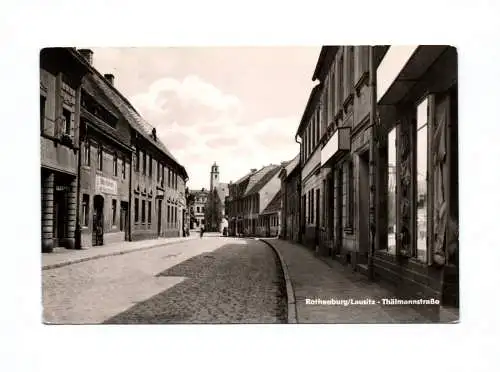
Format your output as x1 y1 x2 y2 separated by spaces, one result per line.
104 73 115 86
151 127 157 141
78 49 93 65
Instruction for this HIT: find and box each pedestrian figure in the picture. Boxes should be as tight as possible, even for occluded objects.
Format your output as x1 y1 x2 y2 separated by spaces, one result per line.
200 224 205 238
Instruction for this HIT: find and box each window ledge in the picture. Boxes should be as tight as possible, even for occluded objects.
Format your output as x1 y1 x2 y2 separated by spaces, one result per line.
343 93 354 112
354 72 369 97
344 226 354 235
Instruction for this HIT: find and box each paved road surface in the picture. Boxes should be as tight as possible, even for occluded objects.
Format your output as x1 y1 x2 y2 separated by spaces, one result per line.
42 237 286 324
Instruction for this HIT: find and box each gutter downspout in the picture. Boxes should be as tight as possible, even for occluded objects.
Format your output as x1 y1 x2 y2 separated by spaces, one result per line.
74 86 83 250
128 133 134 242
295 134 303 244
368 46 377 280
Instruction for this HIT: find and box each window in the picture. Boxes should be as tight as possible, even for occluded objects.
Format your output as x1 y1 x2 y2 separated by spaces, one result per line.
202 207 205 213
134 198 139 223
354 46 369 83
113 154 118 176
416 98 429 262
329 73 336 122
161 165 165 186
312 118 316 149
82 194 89 227
167 205 171 225
141 200 146 223
347 160 354 228
143 152 147 175
149 156 153 177
40 95 46 133
63 108 72 135
112 199 117 226
135 149 140 172
322 180 326 227
97 145 103 171
197 206 200 213
338 55 344 108
122 158 126 179
174 207 177 227
168 168 171 188
84 140 90 166
157 161 161 182
344 46 354 98
148 200 152 224
387 128 397 254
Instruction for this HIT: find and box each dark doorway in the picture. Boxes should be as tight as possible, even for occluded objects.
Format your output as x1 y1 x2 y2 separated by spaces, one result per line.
120 201 129 240
53 185 69 247
336 167 343 255
92 195 104 246
358 151 370 264
315 188 320 248
157 199 162 237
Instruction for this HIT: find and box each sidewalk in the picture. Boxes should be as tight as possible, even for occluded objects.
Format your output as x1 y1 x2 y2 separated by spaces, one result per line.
42 235 197 270
261 238 459 324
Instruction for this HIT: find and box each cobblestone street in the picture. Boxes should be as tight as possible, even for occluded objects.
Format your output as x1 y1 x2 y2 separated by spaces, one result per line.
43 237 286 324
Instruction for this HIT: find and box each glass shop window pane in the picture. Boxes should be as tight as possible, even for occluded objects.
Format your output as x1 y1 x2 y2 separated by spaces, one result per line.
416 98 428 262
387 128 397 255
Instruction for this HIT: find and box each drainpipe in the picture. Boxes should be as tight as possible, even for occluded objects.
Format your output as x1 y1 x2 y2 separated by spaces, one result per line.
368 46 377 280
295 134 303 243
128 134 134 242
75 108 83 250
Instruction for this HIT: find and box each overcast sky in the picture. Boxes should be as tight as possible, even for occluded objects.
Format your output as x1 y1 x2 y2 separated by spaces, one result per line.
91 47 320 190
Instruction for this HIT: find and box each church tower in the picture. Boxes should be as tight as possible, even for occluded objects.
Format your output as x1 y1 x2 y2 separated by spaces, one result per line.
210 162 220 192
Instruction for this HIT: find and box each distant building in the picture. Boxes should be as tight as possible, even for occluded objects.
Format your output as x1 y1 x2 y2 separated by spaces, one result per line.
279 154 301 242
189 188 209 230
207 162 229 232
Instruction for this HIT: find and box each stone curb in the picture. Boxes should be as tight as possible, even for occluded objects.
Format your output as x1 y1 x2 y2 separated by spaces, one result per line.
42 237 196 271
258 238 298 324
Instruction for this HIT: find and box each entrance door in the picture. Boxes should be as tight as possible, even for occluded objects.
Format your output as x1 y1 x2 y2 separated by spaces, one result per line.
92 195 104 246
315 189 320 247
336 167 343 254
358 151 370 264
120 201 129 240
157 199 162 236
53 186 68 247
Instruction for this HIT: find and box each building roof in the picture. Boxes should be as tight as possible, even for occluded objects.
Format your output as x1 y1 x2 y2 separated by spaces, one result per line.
312 46 339 82
294 83 323 139
261 190 281 215
244 165 281 196
279 153 300 180
74 49 188 180
214 183 229 203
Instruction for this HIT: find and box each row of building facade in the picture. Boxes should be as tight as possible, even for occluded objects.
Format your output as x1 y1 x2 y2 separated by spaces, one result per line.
228 45 459 309
40 48 189 252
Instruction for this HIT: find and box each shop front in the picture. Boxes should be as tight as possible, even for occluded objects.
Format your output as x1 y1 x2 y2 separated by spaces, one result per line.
374 46 459 310
320 126 351 261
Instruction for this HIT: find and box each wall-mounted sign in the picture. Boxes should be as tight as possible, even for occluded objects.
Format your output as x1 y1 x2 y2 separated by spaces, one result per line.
96 175 117 195
321 127 351 166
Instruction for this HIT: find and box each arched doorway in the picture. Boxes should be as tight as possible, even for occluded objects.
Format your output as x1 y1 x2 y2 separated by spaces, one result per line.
92 195 104 246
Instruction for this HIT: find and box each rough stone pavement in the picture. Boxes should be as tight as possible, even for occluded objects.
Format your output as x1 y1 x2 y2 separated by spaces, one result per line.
43 237 286 324
262 238 459 323
105 238 286 324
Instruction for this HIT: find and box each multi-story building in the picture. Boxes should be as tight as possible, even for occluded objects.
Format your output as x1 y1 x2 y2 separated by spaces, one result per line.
78 51 134 247
374 46 459 308
279 154 301 242
240 165 281 236
227 170 254 236
295 82 323 252
259 190 282 237
40 48 89 252
75 49 188 244
41 48 189 253
189 188 209 230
